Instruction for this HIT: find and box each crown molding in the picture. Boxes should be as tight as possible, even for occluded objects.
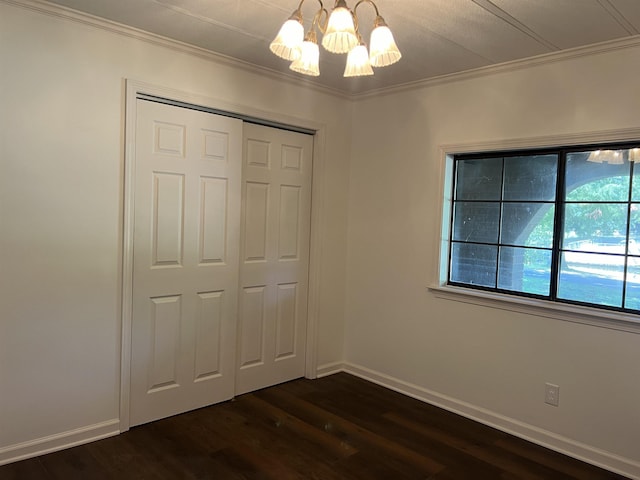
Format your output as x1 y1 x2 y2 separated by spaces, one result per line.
1 0 350 100
352 34 640 100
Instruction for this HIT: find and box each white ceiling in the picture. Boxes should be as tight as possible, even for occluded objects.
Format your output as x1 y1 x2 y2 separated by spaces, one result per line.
43 0 640 95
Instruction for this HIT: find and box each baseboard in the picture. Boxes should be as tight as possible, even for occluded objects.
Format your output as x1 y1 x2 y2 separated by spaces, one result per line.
316 361 346 378
341 362 640 480
0 419 120 466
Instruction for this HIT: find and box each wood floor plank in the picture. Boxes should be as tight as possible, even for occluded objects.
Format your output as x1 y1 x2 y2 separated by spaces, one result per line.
0 373 630 480
254 386 447 476
238 393 359 459
270 384 507 477
194 399 349 480
384 411 575 480
494 436 630 480
0 458 51 480
37 445 112 480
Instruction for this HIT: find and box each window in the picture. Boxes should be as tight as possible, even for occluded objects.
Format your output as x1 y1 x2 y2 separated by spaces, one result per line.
448 143 640 313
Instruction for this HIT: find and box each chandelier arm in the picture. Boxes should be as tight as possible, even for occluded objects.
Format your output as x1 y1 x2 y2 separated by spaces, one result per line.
316 7 329 33
297 0 326 14
349 10 365 43
353 0 381 18
350 8 359 36
296 0 329 33
296 0 325 11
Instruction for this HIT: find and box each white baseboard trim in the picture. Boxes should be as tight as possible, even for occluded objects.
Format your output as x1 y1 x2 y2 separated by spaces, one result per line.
0 419 120 466
316 361 346 378
341 362 640 480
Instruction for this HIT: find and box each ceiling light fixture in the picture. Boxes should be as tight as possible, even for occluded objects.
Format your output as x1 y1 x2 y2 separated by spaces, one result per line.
270 0 401 78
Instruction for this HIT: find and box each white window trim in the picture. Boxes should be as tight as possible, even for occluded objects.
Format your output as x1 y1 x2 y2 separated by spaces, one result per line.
433 127 640 335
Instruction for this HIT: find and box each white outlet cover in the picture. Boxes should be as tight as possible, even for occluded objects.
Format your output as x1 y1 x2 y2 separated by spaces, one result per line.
545 383 560 406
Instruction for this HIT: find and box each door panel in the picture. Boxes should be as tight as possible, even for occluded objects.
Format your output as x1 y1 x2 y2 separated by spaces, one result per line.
130 100 242 426
236 124 313 395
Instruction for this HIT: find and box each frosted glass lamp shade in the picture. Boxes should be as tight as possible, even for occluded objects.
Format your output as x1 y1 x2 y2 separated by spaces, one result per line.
587 150 603 163
270 19 304 61
344 44 373 77
587 150 623 164
290 40 320 76
322 5 358 53
608 151 624 164
369 21 402 67
629 148 640 162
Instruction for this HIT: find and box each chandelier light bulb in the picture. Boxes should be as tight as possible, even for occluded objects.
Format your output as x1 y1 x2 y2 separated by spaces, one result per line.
270 16 304 61
609 151 624 165
587 150 602 163
290 30 321 76
322 1 358 54
369 16 402 67
344 44 374 77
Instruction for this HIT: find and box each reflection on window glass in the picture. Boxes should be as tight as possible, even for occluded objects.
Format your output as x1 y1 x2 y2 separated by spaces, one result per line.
632 150 640 200
562 204 628 251
453 202 500 243
566 152 630 202
450 243 497 287
558 253 624 308
625 261 640 310
501 204 554 247
455 158 502 200
498 246 551 296
503 155 557 201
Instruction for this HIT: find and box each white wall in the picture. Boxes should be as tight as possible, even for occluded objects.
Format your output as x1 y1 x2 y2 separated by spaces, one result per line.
346 45 640 477
0 1 350 462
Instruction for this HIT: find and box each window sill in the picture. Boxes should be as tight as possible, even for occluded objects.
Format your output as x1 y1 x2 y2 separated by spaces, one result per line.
428 285 640 334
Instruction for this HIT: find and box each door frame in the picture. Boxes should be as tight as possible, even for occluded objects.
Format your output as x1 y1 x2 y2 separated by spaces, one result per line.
120 79 326 432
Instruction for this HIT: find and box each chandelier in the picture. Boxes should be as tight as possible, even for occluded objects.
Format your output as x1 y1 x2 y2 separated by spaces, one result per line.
270 0 401 77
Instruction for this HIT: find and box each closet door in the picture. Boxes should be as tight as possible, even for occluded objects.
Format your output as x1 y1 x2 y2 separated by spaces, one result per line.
130 100 242 426
236 124 313 395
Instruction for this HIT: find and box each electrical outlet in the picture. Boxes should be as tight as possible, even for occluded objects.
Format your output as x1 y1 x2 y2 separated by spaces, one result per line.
545 383 560 406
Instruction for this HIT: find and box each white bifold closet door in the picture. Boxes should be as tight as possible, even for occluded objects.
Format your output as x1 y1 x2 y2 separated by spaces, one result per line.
129 100 313 427
130 100 242 427
235 123 313 395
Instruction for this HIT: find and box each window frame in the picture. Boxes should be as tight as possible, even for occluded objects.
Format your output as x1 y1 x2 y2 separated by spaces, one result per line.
432 132 640 332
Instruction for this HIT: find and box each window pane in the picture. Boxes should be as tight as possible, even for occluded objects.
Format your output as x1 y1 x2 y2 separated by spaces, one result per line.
503 155 557 201
453 202 500 243
525 206 556 248
498 246 551 296
450 243 497 287
624 258 640 310
562 203 628 249
501 203 554 247
632 154 640 201
631 204 640 243
455 158 502 200
558 252 623 307
566 152 630 202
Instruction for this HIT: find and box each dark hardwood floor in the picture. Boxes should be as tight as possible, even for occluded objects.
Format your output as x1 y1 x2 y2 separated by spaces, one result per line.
0 373 629 479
